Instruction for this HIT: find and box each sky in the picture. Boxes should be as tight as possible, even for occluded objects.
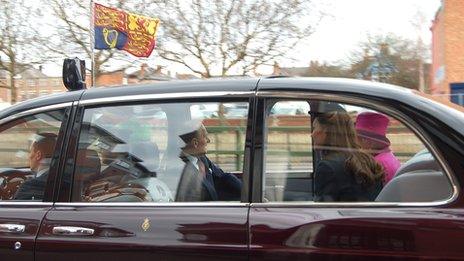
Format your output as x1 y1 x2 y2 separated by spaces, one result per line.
42 0 442 76
279 0 441 68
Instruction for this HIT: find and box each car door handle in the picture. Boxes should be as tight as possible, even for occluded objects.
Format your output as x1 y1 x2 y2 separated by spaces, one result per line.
52 226 95 236
0 224 25 233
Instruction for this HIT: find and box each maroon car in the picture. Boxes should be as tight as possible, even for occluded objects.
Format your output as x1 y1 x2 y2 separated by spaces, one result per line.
0 75 462 260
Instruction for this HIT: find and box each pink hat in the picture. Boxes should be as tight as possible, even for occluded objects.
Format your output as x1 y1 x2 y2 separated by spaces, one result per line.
355 112 390 146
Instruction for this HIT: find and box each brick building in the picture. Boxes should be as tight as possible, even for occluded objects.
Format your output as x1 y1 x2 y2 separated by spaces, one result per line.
94 64 175 86
430 0 464 104
0 63 195 104
126 64 173 84
272 62 310 76
0 66 67 103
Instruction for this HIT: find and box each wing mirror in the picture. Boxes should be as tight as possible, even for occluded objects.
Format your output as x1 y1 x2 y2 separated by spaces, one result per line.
62 58 87 91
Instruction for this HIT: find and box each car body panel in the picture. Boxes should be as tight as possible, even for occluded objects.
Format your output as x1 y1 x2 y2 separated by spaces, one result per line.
36 206 249 261
0 205 51 261
34 80 258 260
0 77 464 260
249 78 464 260
249 207 464 260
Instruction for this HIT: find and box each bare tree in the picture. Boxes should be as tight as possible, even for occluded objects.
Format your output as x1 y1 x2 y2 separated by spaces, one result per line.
410 8 429 92
0 0 40 103
347 34 429 90
40 0 157 81
154 0 322 77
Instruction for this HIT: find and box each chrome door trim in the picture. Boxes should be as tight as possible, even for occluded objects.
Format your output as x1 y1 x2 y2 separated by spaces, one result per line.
0 102 73 126
0 224 25 233
256 90 459 207
79 91 254 106
54 202 250 207
52 226 94 236
0 202 53 206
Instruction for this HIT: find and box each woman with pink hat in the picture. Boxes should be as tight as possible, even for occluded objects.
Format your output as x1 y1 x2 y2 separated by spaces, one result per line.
355 112 401 184
312 112 384 202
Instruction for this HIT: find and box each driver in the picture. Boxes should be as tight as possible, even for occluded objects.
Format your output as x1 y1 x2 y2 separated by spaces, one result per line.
14 133 57 200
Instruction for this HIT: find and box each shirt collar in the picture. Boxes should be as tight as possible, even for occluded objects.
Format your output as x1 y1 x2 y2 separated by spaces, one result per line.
36 168 48 178
185 154 199 170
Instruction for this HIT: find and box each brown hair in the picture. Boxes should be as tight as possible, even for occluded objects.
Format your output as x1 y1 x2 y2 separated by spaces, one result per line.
316 112 384 186
32 132 57 158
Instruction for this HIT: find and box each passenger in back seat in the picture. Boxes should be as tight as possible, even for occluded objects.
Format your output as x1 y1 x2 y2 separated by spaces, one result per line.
175 121 242 202
355 112 401 184
312 112 384 202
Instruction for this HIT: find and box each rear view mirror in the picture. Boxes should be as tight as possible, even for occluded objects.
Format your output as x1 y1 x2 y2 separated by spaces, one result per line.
62 58 87 91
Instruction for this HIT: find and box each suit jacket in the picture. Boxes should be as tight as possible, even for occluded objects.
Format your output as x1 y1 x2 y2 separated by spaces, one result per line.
314 153 383 202
175 155 242 202
14 170 49 200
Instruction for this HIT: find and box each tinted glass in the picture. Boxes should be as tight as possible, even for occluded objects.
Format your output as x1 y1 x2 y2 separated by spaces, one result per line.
263 100 452 203
72 101 248 203
0 110 65 201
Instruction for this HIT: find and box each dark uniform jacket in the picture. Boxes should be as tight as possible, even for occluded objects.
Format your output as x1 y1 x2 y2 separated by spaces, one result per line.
314 153 383 202
14 170 49 200
176 155 242 202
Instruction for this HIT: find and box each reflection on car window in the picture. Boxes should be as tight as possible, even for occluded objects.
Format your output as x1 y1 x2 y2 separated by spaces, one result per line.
72 101 248 203
263 100 452 203
0 110 65 201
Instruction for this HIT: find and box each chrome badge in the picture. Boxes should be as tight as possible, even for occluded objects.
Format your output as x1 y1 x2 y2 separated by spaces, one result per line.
141 218 150 232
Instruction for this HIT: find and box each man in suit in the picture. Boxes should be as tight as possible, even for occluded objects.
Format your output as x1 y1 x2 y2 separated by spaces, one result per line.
14 133 57 200
175 122 242 202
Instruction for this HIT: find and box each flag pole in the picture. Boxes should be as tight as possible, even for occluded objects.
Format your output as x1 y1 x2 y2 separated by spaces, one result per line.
90 0 95 87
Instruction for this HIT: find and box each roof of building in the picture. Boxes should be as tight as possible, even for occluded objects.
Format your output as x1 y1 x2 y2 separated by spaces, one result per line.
278 67 309 76
0 66 47 79
126 65 173 81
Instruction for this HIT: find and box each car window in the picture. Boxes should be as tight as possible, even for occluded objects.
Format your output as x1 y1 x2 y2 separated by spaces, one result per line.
72 101 248 203
264 101 312 201
263 100 452 203
0 110 65 201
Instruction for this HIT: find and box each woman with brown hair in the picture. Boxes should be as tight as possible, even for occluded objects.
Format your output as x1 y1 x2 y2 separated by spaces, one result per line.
312 111 384 202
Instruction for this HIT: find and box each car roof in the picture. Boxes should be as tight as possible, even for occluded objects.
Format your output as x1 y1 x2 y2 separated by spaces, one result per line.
80 78 260 101
0 90 84 119
1 77 463 137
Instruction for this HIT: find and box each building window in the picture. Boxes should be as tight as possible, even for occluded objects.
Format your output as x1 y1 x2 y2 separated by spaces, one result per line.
27 80 35 87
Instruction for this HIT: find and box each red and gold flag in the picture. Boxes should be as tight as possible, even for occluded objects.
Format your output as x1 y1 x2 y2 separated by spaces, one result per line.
94 3 160 57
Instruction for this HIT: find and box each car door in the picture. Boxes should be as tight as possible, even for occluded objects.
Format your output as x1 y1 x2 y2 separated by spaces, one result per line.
35 94 253 261
0 105 70 260
249 91 463 260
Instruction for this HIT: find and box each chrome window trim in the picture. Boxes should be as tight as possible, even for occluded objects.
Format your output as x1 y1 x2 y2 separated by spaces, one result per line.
0 202 53 206
54 202 249 208
257 90 459 207
0 102 73 126
79 91 253 106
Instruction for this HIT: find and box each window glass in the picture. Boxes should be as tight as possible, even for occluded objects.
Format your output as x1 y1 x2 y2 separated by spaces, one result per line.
263 100 452 203
264 101 312 201
72 101 248 203
0 110 65 201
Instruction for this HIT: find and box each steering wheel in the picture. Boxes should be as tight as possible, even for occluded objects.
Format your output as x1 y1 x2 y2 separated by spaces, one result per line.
0 169 33 200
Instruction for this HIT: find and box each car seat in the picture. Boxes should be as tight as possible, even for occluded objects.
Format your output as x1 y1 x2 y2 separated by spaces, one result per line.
376 170 452 202
71 148 101 201
129 141 159 175
394 149 440 178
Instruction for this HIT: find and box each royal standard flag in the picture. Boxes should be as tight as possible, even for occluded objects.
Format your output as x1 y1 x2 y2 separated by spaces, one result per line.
94 3 160 57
